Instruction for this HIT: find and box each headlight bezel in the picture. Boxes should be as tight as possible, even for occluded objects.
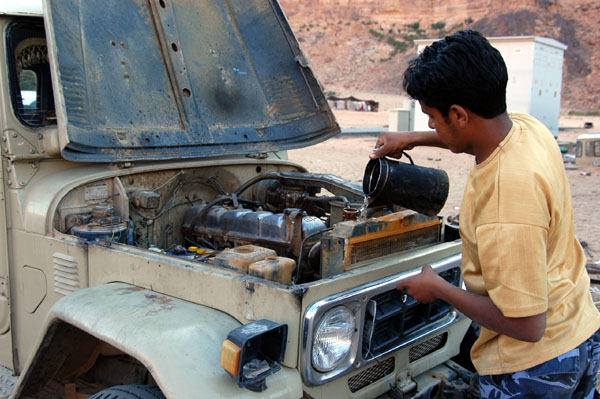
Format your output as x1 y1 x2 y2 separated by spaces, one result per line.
311 305 357 372
301 254 465 387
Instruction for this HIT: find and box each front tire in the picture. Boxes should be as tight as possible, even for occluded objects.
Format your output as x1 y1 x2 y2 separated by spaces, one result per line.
89 384 165 399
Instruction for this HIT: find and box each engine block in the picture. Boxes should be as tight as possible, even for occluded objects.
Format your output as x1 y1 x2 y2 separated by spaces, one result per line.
182 205 326 257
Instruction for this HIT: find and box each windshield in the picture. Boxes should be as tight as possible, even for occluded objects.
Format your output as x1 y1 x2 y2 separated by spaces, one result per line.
7 18 56 128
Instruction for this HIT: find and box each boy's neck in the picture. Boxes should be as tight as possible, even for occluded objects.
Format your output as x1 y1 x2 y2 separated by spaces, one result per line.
470 112 513 164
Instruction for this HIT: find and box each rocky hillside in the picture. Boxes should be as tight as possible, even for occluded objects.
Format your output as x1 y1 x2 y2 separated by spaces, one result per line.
279 0 600 112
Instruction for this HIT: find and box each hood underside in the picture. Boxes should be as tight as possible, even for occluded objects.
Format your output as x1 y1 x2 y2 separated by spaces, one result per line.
44 0 339 162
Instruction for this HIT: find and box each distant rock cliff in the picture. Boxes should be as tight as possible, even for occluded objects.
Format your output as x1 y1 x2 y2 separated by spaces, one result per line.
279 0 599 111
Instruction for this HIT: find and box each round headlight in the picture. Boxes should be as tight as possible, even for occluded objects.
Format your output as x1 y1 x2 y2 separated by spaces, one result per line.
312 306 355 372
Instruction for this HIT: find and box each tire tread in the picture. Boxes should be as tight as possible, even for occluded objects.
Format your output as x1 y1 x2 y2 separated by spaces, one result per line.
89 384 165 399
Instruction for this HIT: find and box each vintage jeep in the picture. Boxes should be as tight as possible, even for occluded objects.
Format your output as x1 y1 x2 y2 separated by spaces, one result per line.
0 1 472 398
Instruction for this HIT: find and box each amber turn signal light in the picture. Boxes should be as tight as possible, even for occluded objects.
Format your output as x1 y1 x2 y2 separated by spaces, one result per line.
221 339 242 376
221 319 287 392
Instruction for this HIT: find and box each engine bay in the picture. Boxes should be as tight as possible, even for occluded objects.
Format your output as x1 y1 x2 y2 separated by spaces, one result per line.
54 164 445 284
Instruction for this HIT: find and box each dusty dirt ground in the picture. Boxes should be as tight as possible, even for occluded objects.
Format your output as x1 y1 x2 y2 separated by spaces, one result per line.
289 108 600 261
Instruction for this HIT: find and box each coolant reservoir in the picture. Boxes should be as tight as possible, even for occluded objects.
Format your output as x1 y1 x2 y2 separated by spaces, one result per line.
248 256 296 285
214 245 277 273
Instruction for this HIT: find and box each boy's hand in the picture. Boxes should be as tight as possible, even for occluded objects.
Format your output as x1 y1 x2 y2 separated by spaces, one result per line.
370 131 414 160
396 265 443 303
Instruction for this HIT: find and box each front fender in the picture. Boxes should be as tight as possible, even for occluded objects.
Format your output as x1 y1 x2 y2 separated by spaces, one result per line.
13 282 302 399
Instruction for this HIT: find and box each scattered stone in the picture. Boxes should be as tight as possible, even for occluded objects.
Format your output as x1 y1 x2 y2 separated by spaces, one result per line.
582 240 595 261
0 365 16 399
590 285 600 311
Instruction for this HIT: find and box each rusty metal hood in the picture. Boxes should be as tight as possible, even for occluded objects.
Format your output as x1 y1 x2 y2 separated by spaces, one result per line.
43 0 339 162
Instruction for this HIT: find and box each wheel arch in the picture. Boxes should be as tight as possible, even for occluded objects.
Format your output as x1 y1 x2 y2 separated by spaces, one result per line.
12 282 302 398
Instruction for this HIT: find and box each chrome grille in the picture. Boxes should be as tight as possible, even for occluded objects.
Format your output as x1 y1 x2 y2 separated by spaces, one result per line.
409 333 447 362
302 254 464 387
362 267 460 358
347 357 395 393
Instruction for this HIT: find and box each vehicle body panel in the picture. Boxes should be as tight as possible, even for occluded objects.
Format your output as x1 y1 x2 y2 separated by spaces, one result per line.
13 282 303 399
86 241 305 368
44 0 339 162
0 1 473 398
0 1 42 17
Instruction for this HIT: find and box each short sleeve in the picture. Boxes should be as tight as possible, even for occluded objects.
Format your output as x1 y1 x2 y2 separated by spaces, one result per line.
475 223 549 318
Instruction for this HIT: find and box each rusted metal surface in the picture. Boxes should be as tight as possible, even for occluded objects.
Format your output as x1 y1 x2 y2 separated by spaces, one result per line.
44 0 339 162
182 205 324 257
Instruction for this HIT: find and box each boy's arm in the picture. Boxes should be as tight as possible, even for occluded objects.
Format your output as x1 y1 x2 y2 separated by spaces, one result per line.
370 130 449 160
397 265 546 342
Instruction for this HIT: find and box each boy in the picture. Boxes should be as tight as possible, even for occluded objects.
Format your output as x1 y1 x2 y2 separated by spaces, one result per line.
370 30 600 398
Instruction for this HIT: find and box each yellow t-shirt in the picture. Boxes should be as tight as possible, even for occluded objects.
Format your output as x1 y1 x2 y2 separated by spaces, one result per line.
460 112 600 375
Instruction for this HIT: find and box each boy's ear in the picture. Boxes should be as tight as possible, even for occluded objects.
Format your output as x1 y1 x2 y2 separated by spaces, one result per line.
449 105 469 128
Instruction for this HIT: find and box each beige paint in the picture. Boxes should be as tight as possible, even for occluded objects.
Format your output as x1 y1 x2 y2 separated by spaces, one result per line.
0 7 471 399
14 283 304 399
0 14 15 369
21 266 46 313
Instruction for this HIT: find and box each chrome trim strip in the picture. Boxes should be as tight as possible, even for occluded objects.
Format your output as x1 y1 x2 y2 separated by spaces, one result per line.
301 254 464 386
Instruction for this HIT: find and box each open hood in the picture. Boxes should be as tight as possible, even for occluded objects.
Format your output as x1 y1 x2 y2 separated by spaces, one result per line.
43 0 339 162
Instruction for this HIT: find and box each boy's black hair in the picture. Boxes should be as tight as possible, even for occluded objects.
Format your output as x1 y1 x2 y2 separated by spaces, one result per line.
403 30 508 119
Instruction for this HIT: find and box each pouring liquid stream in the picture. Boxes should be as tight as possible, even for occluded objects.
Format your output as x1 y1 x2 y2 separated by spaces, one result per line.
359 195 372 219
